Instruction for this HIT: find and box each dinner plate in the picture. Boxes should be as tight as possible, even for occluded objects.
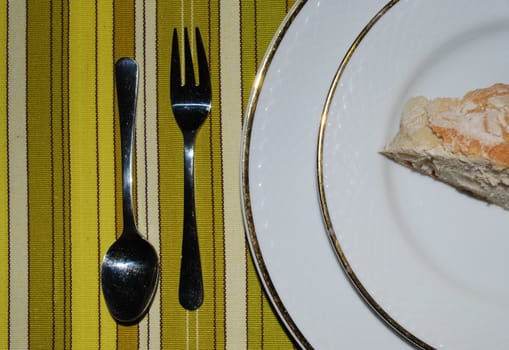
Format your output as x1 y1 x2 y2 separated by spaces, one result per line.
318 0 509 349
241 1 413 349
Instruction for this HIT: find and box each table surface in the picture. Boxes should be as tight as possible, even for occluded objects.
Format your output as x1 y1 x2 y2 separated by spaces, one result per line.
0 0 298 348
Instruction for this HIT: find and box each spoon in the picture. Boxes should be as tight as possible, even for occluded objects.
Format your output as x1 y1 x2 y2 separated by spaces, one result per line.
100 57 159 325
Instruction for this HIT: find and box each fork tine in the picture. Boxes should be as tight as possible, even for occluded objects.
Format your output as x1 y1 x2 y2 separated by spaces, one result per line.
183 28 196 86
171 28 181 92
195 28 210 90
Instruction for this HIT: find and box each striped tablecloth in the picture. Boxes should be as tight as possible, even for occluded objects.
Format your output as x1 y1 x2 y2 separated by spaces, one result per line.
1 0 297 348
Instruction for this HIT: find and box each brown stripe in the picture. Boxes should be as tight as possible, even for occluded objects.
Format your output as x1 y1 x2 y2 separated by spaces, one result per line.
239 2 250 346
27 0 54 348
254 0 258 71
49 0 56 347
64 0 72 346
142 0 148 245
113 0 136 243
239 0 245 124
113 0 138 348
216 1 228 347
50 0 67 347
207 3 219 348
5 3 9 349
5 2 11 347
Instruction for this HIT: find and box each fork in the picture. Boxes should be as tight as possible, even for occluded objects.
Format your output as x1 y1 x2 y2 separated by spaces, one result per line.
170 27 211 310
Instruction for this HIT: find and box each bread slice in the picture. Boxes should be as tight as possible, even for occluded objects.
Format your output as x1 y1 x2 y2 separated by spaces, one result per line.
382 83 509 210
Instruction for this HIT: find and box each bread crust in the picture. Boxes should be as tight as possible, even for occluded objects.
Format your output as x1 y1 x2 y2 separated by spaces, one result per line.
429 83 509 167
382 83 509 210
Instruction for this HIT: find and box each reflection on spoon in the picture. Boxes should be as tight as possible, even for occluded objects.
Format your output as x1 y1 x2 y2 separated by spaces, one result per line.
100 57 159 325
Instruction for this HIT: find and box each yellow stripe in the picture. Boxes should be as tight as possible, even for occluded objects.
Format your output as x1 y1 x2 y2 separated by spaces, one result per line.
0 1 8 348
219 0 247 349
7 0 28 348
69 0 100 348
96 1 117 348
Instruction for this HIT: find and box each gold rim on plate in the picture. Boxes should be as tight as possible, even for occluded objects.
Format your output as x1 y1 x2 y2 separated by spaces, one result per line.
316 0 434 349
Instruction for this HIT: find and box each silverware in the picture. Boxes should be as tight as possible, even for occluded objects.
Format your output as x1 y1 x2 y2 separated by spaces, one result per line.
170 27 211 310
101 57 160 324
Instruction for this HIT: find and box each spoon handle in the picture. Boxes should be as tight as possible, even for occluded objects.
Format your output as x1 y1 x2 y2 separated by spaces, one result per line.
115 58 138 232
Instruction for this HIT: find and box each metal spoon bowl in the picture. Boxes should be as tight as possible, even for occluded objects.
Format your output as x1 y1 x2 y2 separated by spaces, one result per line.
101 57 159 325
101 233 159 325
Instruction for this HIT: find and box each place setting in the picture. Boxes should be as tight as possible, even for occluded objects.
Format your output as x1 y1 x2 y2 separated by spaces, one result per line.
101 26 211 322
7 0 509 348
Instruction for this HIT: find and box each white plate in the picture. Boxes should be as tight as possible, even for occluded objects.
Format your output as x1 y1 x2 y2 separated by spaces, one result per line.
319 0 509 349
242 1 412 349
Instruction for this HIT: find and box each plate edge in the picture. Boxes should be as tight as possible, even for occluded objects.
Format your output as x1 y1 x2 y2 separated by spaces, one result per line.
240 0 312 349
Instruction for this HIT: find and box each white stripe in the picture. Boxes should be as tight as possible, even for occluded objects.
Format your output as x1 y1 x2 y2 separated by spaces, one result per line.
196 310 199 350
134 0 146 232
135 0 161 348
180 0 185 70
181 0 184 32
134 0 148 347
143 0 161 345
190 0 194 34
219 1 247 349
7 0 28 349
186 312 190 350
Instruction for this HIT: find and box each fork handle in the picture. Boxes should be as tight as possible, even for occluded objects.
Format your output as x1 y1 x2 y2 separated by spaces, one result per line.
179 132 204 310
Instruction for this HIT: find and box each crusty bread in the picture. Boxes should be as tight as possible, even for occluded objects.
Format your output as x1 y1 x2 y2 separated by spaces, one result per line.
382 83 509 210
